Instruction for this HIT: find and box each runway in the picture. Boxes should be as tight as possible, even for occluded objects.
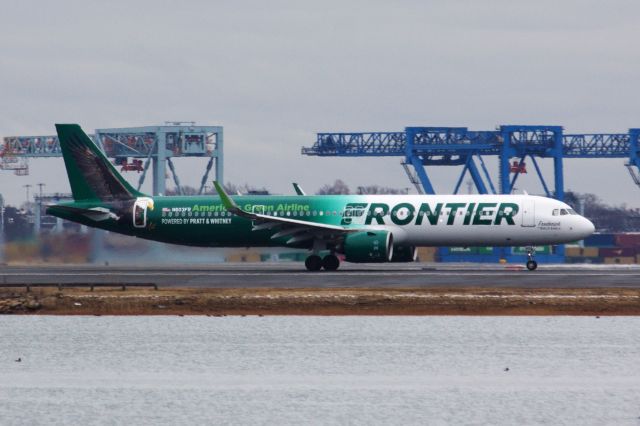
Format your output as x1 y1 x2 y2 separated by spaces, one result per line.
2 263 640 288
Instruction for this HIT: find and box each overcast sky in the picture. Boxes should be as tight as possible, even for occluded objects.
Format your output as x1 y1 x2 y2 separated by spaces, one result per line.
1 0 639 206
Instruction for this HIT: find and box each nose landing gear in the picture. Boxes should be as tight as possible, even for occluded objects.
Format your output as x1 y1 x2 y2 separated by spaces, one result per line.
525 246 538 271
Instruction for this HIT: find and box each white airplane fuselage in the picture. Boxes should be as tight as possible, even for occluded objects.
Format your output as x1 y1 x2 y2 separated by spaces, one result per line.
336 194 594 247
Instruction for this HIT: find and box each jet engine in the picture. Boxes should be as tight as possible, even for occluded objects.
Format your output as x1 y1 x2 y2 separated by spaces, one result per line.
342 230 393 263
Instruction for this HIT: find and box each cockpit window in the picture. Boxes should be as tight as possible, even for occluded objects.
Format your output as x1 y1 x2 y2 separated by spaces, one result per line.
552 209 559 216
560 209 569 215
567 209 578 215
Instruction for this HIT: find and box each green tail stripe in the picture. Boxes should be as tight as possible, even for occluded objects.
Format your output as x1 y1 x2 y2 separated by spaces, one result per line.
55 124 143 201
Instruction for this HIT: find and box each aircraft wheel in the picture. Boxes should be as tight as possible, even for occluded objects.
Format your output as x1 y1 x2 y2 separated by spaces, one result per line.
322 254 340 271
526 260 538 271
305 255 323 272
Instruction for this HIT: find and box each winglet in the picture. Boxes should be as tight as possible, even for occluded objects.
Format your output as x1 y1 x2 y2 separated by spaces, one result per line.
293 182 306 196
213 181 239 210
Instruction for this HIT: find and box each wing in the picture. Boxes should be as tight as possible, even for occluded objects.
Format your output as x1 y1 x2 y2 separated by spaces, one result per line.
46 205 120 222
213 181 355 247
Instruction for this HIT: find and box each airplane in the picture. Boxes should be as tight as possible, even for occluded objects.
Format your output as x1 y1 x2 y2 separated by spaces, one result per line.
46 124 595 271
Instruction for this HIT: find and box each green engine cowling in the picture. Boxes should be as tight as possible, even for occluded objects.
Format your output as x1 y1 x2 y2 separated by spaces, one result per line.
343 231 393 263
391 245 417 262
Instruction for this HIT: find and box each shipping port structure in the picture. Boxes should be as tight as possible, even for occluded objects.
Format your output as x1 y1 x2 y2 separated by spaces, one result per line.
1 122 223 197
303 125 640 263
0 123 225 264
3 123 640 265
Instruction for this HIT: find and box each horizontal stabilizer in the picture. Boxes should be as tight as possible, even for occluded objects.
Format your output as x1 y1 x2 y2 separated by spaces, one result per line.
46 205 120 222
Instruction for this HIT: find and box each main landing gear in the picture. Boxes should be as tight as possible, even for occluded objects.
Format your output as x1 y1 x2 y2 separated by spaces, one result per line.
525 246 538 271
305 254 340 271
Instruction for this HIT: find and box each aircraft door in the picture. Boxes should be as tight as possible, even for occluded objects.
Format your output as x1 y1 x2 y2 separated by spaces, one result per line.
521 199 535 227
133 199 148 228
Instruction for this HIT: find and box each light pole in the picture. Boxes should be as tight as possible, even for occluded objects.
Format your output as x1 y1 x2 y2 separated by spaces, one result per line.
23 184 32 206
36 183 46 234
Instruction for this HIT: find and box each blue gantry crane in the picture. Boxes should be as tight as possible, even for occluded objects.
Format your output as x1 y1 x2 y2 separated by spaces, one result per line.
303 125 640 199
302 125 640 263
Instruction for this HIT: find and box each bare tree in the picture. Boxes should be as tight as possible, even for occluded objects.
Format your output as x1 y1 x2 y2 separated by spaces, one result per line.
165 186 199 196
223 182 269 195
316 179 350 195
357 185 408 195
164 183 269 196
564 191 640 232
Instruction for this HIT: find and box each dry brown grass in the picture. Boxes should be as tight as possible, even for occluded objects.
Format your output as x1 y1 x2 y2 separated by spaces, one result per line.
1 286 639 315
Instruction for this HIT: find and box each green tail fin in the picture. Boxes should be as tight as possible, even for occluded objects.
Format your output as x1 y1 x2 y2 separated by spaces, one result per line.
55 124 143 202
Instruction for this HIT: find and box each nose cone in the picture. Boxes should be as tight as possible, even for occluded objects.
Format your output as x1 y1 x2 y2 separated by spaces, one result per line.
577 216 595 239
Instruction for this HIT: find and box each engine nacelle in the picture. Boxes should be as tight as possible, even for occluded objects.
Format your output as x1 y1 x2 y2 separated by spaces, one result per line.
343 231 393 263
391 245 417 262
